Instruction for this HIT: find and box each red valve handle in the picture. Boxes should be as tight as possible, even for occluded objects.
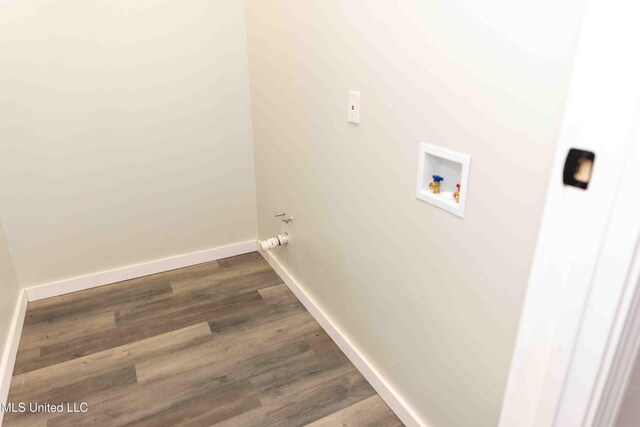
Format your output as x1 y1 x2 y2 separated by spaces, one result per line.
456 184 460 191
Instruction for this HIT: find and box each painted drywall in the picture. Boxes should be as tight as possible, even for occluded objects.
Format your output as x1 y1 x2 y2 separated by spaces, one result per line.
0 0 257 287
0 220 20 367
245 1 585 426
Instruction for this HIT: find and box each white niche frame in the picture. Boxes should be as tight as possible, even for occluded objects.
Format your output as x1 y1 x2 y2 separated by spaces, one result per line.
415 143 471 218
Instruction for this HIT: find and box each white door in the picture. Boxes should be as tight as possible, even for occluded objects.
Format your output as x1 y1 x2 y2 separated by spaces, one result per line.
499 0 640 425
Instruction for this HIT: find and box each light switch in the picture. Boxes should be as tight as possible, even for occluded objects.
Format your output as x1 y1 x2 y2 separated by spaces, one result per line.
348 91 360 124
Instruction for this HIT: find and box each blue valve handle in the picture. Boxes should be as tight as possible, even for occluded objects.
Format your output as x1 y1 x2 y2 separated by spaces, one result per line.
432 175 444 183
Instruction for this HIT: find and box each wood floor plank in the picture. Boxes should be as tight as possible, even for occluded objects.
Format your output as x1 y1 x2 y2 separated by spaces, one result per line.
170 261 278 295
22 257 222 329
135 310 321 384
208 287 306 335
23 280 173 328
6 252 403 427
132 380 261 427
20 311 116 351
13 348 40 374
115 339 320 427
250 342 352 405
3 415 47 427
306 330 345 357
47 338 313 427
24 284 270 373
305 395 404 427
215 252 267 269
4 366 137 427
9 322 212 402
33 290 264 367
213 369 377 427
114 288 264 327
259 282 300 305
13 311 118 375
47 380 261 427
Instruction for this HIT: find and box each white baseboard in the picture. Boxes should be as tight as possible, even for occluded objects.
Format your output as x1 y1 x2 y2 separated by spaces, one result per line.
25 240 258 301
0 290 28 426
259 250 426 427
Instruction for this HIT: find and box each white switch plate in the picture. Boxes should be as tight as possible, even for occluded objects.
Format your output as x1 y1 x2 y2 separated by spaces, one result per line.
348 91 360 124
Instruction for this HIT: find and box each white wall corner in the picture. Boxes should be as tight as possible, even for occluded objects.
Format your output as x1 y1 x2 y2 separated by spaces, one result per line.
258 248 428 427
0 290 28 425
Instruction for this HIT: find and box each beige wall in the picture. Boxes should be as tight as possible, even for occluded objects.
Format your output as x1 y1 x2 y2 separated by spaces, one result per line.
245 1 585 425
0 220 21 363
0 0 257 287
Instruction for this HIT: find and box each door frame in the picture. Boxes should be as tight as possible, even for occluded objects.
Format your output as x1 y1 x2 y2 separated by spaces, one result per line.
499 0 640 425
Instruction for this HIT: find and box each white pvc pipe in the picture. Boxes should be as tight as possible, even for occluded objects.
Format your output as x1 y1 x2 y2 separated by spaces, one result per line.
259 233 289 252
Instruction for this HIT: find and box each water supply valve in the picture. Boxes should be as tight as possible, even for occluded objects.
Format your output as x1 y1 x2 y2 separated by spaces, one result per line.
429 175 444 194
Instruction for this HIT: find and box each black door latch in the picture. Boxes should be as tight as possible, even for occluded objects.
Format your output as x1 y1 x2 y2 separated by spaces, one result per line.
563 148 595 190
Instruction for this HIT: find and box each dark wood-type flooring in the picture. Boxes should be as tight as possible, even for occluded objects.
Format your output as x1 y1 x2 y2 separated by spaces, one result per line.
5 252 403 427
